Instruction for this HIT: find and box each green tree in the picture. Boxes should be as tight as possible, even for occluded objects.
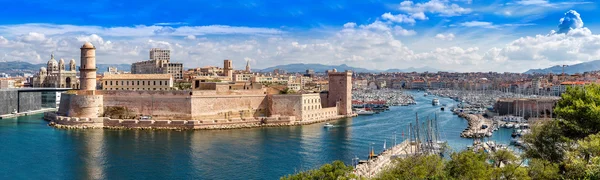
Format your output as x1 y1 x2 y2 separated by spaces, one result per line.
491 163 530 180
527 159 560 180
554 84 600 139
281 160 356 180
375 155 445 180
522 120 570 163
490 149 517 168
445 150 492 180
563 133 600 179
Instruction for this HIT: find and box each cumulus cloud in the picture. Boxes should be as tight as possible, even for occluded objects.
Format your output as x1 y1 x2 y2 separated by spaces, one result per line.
399 0 471 17
486 10 600 66
381 13 416 24
557 10 583 34
435 33 455 40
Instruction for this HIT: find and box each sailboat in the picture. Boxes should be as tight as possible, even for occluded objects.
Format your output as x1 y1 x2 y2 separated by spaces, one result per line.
383 140 387 150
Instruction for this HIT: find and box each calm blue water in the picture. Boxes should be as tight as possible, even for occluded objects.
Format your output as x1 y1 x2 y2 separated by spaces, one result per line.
0 91 515 179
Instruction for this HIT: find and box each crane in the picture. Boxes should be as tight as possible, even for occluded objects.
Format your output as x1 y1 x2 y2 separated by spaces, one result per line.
562 65 568 82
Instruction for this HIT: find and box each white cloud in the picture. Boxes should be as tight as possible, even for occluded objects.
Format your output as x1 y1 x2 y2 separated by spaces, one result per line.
381 12 416 24
399 0 471 17
185 35 196 40
435 33 455 40
0 23 284 37
458 21 535 29
394 26 417 36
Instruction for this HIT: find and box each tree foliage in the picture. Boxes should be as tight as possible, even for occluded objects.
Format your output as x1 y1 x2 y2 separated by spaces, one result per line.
375 155 445 180
554 84 600 138
280 160 356 180
445 150 492 180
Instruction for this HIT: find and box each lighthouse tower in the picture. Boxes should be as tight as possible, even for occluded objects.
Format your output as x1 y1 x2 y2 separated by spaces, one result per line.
80 42 97 90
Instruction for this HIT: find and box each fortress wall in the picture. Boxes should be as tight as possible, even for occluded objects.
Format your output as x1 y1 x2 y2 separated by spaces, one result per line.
269 94 303 120
58 93 73 116
302 107 338 122
68 95 103 118
190 95 268 120
100 90 192 120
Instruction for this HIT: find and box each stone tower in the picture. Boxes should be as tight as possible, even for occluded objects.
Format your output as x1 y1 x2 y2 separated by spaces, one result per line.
69 59 76 71
327 70 352 115
224 59 233 79
80 42 97 90
245 60 251 73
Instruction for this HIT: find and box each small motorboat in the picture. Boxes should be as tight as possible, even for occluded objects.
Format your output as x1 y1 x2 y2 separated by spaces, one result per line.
324 123 334 128
355 109 375 115
440 107 445 111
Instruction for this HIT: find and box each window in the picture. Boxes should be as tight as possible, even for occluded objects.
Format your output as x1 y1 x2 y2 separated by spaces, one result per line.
160 81 162 86
121 81 124 85
105 81 107 85
127 81 129 86
154 81 156 85
143 81 145 85
116 81 118 85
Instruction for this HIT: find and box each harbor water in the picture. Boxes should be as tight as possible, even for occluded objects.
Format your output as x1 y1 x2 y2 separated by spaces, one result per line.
0 91 516 180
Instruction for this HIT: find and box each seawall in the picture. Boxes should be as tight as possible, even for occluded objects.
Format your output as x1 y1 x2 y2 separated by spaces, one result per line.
45 112 353 130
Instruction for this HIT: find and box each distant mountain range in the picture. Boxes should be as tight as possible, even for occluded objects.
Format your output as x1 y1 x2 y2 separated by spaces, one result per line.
258 63 444 73
0 61 131 74
524 60 600 74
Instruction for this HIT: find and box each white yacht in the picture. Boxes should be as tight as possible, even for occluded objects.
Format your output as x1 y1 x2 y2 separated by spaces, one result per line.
324 123 334 128
355 109 375 115
432 98 440 106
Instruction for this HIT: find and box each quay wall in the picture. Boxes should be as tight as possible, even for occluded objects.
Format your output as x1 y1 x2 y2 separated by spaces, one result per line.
0 90 18 115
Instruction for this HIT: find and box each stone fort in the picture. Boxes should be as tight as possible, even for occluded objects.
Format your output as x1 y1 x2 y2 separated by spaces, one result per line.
48 42 354 129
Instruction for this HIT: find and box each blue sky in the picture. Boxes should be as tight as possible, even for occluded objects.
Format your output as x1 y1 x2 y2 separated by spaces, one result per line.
0 0 599 72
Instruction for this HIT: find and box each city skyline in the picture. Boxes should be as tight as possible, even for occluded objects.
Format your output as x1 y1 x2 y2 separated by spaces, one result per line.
0 0 599 72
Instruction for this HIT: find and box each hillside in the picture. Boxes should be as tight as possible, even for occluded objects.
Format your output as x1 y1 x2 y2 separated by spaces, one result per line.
524 60 600 74
0 61 131 74
258 63 442 73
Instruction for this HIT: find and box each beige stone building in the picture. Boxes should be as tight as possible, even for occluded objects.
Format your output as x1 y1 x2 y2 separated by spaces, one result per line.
32 54 79 88
131 48 183 79
101 74 173 91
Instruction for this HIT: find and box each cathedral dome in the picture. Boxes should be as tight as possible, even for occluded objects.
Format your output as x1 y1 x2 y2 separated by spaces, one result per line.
69 59 76 64
59 58 65 65
47 58 58 67
40 67 47 72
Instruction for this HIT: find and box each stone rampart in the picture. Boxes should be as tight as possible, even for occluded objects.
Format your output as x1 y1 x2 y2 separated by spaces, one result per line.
268 94 303 119
100 90 192 120
191 95 268 120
